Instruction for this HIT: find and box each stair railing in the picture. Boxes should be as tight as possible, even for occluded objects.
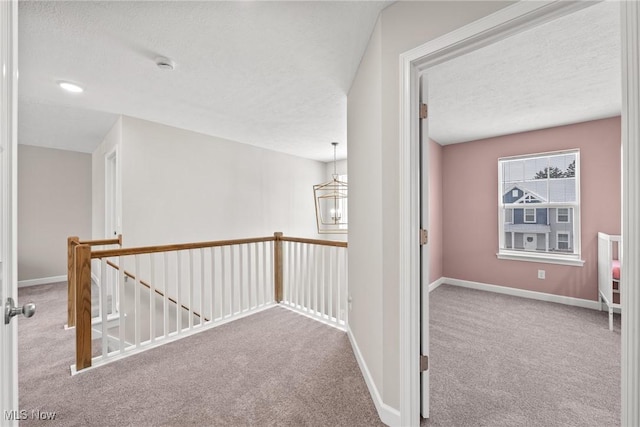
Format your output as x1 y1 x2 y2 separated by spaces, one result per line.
69 232 347 374
278 236 348 328
66 235 122 328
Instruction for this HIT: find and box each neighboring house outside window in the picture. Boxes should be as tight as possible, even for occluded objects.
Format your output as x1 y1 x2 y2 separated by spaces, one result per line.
498 150 583 266
557 207 570 223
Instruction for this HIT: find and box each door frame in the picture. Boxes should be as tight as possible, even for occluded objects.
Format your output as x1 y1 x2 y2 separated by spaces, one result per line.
0 0 19 422
104 146 120 239
399 1 640 426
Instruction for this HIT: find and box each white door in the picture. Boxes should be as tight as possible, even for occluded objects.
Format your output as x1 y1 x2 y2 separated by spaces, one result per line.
1 1 20 422
523 233 537 251
420 81 430 418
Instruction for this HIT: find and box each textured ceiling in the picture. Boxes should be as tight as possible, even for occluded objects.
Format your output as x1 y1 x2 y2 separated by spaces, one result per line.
426 1 621 145
18 1 390 162
19 1 621 160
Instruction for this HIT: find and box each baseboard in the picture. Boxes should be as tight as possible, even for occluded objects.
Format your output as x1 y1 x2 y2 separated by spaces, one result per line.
347 327 401 427
444 277 602 310
428 277 446 293
18 275 67 288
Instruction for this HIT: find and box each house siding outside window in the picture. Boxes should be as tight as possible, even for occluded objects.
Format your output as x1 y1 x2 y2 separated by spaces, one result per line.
498 150 580 264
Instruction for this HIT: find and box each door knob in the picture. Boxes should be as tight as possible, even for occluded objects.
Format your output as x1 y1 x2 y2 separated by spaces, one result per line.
4 297 36 325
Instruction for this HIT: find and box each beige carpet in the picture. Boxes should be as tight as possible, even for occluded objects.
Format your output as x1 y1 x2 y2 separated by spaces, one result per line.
424 284 621 427
18 282 383 426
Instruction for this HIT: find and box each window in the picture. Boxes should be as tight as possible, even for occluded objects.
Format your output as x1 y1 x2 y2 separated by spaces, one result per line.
524 208 536 223
498 150 582 266
557 233 570 250
505 208 513 223
557 208 570 223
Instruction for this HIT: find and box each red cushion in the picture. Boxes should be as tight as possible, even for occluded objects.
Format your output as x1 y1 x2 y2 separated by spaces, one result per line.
612 260 621 280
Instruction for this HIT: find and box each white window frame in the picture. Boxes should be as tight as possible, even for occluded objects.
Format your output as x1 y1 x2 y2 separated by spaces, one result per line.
524 207 536 223
557 207 570 223
557 232 570 250
497 149 584 266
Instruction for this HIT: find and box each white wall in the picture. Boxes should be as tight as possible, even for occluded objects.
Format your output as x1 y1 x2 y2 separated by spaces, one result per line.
347 0 514 413
347 15 384 401
18 145 91 283
119 116 325 247
325 159 347 178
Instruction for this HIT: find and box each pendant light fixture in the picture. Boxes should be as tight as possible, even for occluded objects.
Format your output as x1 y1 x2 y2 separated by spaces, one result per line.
314 142 348 234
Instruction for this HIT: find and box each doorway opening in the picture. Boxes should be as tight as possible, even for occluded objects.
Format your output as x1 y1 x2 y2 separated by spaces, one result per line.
400 2 638 426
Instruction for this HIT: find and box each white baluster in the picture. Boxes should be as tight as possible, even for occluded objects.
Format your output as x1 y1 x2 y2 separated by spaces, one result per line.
238 245 249 313
134 255 141 347
188 249 194 330
176 251 182 334
321 246 326 319
254 242 259 309
311 245 317 317
262 241 267 306
111 257 117 316
150 253 156 343
328 247 333 321
230 245 235 316
344 248 349 326
247 243 252 310
295 242 300 308
200 248 205 326
119 256 126 353
335 247 340 324
221 246 227 318
302 245 307 312
210 247 216 322
287 242 293 305
101 259 108 358
163 252 169 338
306 244 312 312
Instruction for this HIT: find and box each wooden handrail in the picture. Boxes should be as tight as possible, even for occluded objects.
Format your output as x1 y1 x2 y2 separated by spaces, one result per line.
280 236 347 248
90 236 275 259
104 260 209 321
79 235 122 246
68 235 122 327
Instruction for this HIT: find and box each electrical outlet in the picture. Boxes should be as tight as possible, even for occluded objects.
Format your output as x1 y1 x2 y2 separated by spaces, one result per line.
348 295 353 310
538 270 546 280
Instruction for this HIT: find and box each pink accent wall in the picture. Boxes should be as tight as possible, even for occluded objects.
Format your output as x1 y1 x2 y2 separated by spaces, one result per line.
441 117 621 301
429 139 444 283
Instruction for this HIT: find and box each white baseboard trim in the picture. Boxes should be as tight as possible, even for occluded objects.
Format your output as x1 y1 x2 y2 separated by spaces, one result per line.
428 277 446 293
18 275 67 288
444 277 602 311
347 327 401 427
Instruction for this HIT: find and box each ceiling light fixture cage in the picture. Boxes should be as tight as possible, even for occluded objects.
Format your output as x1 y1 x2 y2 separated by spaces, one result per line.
314 142 348 234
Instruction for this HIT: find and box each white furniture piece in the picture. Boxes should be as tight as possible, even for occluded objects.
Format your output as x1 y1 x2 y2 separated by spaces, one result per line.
598 232 621 331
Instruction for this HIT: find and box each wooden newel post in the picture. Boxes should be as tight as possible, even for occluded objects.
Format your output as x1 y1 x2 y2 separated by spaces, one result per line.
67 236 79 327
75 244 92 370
274 232 283 303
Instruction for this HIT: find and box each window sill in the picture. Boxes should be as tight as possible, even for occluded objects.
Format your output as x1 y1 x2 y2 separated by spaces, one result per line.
496 251 585 267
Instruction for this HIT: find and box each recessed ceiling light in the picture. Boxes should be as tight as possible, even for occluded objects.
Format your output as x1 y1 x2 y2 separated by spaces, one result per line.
58 81 84 93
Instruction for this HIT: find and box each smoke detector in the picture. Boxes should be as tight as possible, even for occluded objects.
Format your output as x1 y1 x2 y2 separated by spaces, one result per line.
155 56 175 71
